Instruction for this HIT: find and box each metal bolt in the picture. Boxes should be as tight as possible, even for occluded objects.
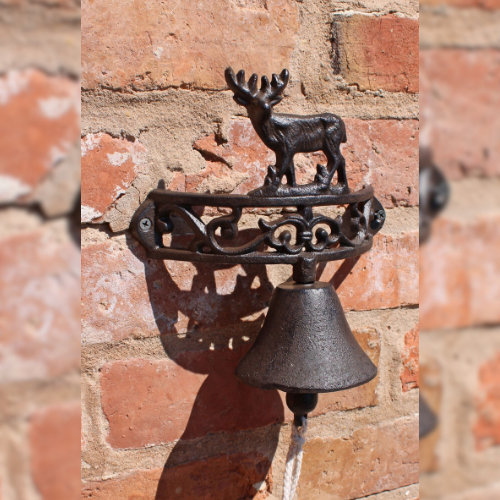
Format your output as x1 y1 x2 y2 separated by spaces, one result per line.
139 218 152 231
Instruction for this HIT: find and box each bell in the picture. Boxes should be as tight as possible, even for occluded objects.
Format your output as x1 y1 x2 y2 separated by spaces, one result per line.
236 280 377 394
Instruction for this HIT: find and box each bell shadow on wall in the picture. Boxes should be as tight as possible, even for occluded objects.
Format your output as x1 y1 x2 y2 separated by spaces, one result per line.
127 230 285 499
127 227 361 499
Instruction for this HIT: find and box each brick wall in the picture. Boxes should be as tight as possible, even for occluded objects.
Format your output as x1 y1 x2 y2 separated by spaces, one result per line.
420 1 500 498
0 0 81 498
81 1 419 499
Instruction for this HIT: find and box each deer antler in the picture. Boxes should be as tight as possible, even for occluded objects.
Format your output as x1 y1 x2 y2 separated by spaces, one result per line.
226 67 289 105
225 68 259 104
267 69 289 100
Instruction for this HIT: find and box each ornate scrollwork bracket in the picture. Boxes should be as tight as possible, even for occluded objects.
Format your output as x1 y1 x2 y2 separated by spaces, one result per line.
131 186 385 273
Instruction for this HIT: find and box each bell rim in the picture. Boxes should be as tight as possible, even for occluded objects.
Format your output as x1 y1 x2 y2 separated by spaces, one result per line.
235 364 377 394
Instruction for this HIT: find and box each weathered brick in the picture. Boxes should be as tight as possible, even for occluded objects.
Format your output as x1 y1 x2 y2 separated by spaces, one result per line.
29 402 80 500
401 323 419 392
82 453 271 499
81 133 146 223
420 49 500 180
101 347 284 449
298 417 419 499
81 0 299 91
185 161 249 195
192 118 419 207
473 352 500 450
81 239 273 344
318 231 419 311
192 119 274 195
0 227 80 381
419 360 442 473
333 15 419 93
0 69 79 203
421 0 500 8
420 215 500 330
344 119 419 207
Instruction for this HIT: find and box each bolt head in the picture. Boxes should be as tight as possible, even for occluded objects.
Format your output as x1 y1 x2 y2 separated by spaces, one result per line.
140 218 152 231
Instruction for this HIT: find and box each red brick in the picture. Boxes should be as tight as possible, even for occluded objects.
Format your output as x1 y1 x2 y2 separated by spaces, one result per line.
421 0 500 8
82 453 271 500
101 347 284 449
420 49 500 180
192 118 419 207
0 229 80 381
333 15 419 93
81 133 146 223
0 69 79 203
81 0 299 91
29 402 80 500
81 240 273 344
318 231 419 311
344 119 419 207
298 417 419 499
420 215 500 330
401 323 419 392
473 352 500 450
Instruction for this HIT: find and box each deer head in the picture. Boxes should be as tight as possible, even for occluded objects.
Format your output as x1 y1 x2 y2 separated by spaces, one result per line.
225 67 289 122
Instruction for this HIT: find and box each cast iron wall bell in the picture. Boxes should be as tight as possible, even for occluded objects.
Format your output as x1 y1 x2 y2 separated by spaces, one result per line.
131 68 387 497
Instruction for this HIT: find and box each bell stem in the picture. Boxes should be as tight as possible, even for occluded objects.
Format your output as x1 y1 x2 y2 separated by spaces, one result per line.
293 257 317 284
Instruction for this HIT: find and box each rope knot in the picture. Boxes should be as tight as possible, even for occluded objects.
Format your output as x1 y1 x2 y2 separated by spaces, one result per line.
290 422 307 447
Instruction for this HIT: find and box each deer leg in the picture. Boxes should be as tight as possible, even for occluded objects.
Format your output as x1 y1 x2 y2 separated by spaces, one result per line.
276 150 295 187
318 139 348 193
285 158 296 187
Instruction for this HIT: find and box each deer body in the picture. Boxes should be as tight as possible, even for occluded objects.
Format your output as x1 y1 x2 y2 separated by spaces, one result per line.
225 68 348 196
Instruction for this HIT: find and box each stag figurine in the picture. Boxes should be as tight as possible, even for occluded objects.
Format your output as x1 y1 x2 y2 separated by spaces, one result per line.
225 67 349 197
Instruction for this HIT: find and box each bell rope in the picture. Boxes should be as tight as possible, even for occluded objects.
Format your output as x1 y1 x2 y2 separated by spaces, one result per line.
282 416 307 500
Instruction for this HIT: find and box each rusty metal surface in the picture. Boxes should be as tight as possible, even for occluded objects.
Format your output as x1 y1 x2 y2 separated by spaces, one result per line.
225 68 348 197
130 68 386 406
131 68 386 266
235 281 377 393
130 188 385 264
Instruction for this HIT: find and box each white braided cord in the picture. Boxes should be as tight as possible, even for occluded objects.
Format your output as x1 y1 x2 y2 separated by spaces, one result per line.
282 416 307 500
